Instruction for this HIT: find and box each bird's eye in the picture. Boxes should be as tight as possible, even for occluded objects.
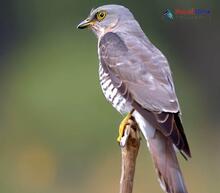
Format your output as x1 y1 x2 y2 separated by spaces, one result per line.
96 11 107 21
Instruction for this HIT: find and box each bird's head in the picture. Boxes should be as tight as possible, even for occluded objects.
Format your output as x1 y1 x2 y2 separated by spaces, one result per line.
77 5 135 37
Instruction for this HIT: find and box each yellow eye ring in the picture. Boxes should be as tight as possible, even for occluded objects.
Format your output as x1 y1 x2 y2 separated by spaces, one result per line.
96 11 107 21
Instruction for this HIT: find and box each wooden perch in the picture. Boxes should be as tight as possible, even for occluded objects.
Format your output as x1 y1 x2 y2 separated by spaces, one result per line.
119 117 140 193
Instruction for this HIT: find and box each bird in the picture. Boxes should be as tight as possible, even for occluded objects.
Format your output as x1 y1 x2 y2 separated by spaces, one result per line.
77 4 191 193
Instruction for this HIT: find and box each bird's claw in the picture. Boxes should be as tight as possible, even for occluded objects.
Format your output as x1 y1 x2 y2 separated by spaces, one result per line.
119 127 131 147
117 112 132 147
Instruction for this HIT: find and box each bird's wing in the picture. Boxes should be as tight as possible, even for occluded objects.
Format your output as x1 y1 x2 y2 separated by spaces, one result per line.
99 32 191 157
99 32 179 113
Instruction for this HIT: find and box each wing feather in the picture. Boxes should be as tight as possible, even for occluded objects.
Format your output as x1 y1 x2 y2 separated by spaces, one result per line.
99 32 179 112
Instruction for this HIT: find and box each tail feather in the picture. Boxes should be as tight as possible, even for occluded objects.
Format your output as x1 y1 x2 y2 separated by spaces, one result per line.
132 101 191 159
148 130 188 193
132 106 190 193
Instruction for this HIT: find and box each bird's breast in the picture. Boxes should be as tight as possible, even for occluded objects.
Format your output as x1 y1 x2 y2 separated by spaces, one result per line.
99 64 132 114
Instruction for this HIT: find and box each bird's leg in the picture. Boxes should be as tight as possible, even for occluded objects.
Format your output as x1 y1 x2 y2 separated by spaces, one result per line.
117 109 134 146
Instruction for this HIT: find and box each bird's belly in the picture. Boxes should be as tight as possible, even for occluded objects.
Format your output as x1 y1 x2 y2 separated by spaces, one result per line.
99 65 132 114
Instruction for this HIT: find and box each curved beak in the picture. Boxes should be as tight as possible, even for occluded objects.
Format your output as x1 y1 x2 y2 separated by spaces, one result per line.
77 18 95 29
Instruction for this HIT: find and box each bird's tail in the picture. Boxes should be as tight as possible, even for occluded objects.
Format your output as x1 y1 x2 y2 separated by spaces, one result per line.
133 111 188 193
147 130 188 193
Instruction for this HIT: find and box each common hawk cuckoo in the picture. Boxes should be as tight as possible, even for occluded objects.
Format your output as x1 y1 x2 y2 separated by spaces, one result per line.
77 4 191 193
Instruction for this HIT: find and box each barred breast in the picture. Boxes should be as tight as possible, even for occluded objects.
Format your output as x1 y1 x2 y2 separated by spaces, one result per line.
99 64 132 114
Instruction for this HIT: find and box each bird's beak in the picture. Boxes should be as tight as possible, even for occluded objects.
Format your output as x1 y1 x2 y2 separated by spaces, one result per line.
77 17 95 29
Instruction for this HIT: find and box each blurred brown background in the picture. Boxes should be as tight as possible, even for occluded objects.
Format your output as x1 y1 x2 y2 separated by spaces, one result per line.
0 0 219 193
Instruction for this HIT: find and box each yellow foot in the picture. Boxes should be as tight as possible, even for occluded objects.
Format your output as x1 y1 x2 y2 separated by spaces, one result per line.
117 112 132 143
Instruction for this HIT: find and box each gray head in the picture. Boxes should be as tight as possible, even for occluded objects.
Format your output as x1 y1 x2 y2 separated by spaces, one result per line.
77 5 136 37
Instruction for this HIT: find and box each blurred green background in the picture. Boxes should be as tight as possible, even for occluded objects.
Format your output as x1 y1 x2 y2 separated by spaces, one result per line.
0 0 219 193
